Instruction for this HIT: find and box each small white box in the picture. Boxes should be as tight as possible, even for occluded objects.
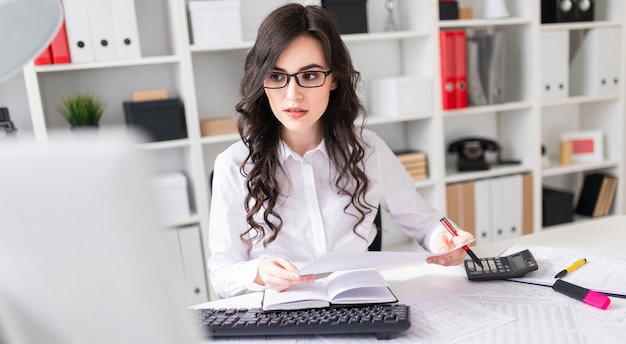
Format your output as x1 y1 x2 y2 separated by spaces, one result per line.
189 0 243 45
150 172 191 224
368 76 432 117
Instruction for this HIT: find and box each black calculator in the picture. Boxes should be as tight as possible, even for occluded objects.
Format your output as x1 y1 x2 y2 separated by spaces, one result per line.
464 249 538 281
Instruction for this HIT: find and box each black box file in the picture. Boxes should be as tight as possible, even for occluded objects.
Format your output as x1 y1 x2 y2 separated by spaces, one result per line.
542 187 574 227
123 98 187 142
322 0 368 34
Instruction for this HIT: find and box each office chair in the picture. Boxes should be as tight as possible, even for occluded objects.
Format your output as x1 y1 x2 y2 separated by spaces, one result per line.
208 171 382 251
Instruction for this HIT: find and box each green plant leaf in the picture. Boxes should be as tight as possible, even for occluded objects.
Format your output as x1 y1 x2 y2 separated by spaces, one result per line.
58 91 106 126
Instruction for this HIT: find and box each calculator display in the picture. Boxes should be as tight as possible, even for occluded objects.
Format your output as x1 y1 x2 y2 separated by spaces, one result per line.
509 253 526 270
464 249 538 281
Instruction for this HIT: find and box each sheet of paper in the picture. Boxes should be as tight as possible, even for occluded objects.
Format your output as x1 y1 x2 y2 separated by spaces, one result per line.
573 301 626 344
501 244 626 296
301 292 514 343
298 239 475 275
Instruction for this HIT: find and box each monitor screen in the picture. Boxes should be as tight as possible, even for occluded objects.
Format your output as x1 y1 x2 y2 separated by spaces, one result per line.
0 129 200 343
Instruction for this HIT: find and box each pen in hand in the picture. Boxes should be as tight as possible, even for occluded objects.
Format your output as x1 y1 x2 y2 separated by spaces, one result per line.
554 258 587 278
439 217 484 269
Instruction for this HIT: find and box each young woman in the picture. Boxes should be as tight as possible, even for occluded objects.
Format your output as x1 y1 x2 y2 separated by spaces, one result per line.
208 3 475 298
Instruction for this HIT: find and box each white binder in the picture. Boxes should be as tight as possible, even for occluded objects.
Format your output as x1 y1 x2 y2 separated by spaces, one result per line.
570 28 622 95
603 28 622 94
85 0 117 61
473 178 491 244
466 28 505 105
503 174 522 239
541 30 569 99
488 177 507 242
62 0 95 63
488 175 522 241
109 0 142 60
178 225 209 305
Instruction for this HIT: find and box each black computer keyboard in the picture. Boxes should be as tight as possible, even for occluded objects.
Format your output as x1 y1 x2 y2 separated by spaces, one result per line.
194 303 411 340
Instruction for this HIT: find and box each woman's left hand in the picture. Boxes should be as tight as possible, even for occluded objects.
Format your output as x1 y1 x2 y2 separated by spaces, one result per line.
426 230 475 266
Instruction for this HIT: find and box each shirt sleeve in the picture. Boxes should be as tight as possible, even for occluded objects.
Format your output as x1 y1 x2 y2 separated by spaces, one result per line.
366 131 448 253
207 146 266 298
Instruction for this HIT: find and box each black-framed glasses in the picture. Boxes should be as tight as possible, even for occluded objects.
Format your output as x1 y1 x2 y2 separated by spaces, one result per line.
263 70 332 89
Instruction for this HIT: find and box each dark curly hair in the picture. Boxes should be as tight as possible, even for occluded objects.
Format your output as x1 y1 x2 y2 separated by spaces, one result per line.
235 3 373 247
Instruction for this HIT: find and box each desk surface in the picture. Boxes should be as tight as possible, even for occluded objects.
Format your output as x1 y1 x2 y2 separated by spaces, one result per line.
196 216 626 343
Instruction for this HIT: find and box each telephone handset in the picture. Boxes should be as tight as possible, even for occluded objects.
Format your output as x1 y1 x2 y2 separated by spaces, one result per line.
448 137 500 171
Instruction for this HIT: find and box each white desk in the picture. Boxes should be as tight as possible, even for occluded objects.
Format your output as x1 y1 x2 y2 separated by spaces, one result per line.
196 216 626 343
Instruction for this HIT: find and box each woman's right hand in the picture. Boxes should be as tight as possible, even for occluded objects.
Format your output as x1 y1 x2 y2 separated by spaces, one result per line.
255 256 315 291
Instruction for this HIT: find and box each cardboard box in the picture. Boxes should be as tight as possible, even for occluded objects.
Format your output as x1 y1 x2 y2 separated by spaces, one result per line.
369 76 432 117
189 0 242 45
150 172 191 224
200 118 238 136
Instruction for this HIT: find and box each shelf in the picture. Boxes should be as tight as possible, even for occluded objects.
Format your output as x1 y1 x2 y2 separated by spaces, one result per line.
341 30 430 42
439 17 532 29
541 160 619 177
200 133 240 145
445 165 533 184
34 55 181 73
442 101 532 117
137 138 191 151
541 93 620 107
541 21 623 31
190 41 253 53
364 112 434 126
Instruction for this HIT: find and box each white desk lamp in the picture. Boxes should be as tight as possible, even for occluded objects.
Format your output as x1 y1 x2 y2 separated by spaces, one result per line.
0 0 63 83
0 0 61 339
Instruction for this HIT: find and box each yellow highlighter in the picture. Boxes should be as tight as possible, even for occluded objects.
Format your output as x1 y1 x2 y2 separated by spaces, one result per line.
554 258 587 278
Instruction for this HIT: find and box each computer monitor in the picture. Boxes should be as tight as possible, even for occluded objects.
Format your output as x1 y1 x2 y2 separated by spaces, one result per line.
0 129 200 343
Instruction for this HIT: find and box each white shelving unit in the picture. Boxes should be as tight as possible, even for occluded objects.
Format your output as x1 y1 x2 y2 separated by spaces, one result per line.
1 0 624 302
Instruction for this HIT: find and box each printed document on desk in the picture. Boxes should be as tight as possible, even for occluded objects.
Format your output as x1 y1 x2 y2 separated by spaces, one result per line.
298 239 475 275
455 279 626 344
501 244 626 297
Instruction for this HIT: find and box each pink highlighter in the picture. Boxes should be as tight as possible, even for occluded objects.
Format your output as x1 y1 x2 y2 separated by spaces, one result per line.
552 279 611 310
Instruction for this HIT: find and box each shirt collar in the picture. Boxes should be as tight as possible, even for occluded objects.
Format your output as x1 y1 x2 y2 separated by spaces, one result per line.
279 139 329 161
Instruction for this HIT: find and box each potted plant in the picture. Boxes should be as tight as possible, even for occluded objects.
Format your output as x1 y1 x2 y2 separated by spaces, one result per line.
58 91 106 128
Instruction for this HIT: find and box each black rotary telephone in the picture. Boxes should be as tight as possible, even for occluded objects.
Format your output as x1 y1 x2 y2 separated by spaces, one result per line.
448 137 500 171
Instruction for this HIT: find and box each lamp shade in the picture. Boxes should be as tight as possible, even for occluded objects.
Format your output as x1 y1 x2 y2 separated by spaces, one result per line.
0 0 63 83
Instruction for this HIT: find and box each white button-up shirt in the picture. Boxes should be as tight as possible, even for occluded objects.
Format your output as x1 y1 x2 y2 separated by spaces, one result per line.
208 129 446 298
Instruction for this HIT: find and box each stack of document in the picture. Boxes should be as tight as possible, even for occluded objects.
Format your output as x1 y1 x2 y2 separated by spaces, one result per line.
466 28 505 106
501 244 626 297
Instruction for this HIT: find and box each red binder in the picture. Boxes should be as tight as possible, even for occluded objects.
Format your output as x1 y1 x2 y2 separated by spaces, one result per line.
34 46 53 65
439 30 456 110
453 30 467 108
50 19 71 64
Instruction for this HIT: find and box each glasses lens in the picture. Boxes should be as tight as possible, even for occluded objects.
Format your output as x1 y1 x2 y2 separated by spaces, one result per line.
296 71 326 88
264 72 288 88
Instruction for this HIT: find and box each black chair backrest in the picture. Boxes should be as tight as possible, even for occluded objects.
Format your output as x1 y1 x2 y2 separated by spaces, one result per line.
368 208 383 251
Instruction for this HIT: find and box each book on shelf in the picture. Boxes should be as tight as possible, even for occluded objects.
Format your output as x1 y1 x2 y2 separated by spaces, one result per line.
261 268 397 311
575 173 618 217
395 150 428 180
